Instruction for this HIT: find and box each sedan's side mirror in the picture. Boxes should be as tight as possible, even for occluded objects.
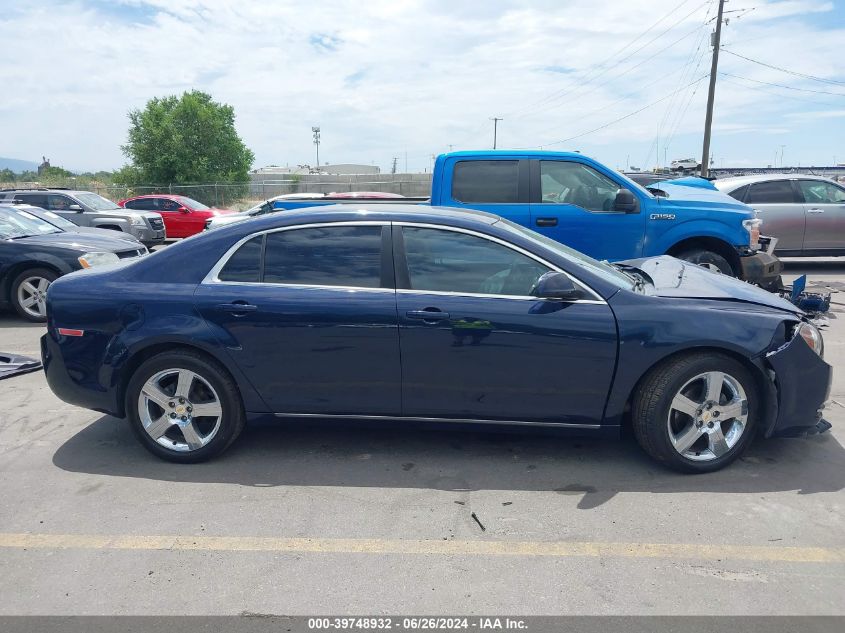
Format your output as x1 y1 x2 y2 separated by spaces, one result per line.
532 271 581 301
178 206 190 213
613 188 638 213
68 204 83 212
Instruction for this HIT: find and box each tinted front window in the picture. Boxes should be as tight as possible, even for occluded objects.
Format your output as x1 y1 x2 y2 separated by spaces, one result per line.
798 180 845 204
46 194 73 211
402 227 549 296
745 181 795 204
219 236 263 282
158 198 181 211
540 161 621 211
452 160 519 203
263 226 382 288
178 196 209 210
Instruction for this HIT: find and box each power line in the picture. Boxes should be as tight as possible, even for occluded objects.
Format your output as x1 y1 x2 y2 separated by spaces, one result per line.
520 75 708 149
523 17 709 120
719 71 845 97
718 73 845 106
508 0 707 118
721 48 845 86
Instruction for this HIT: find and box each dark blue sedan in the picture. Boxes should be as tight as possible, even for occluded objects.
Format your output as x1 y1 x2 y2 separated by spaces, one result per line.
41 205 831 472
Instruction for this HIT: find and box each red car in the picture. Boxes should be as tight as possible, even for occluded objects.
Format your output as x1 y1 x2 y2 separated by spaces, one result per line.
118 195 236 238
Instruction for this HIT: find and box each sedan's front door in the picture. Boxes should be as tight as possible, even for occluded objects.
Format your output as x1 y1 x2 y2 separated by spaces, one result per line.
195 223 401 415
394 224 617 425
797 179 845 252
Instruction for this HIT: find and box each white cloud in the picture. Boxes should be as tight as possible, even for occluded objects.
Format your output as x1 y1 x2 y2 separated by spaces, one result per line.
0 0 842 173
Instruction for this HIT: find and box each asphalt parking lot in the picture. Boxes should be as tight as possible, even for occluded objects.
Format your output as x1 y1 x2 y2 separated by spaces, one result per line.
0 260 843 616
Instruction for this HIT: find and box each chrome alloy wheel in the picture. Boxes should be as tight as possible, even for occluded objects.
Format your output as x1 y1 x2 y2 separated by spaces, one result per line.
137 368 223 452
667 371 748 462
17 275 51 319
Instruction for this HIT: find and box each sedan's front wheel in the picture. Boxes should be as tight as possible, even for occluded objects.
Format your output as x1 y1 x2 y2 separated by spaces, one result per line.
632 353 758 473
126 350 245 462
11 268 57 322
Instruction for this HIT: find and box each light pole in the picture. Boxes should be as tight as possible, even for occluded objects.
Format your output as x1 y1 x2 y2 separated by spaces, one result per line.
490 117 502 149
312 126 321 168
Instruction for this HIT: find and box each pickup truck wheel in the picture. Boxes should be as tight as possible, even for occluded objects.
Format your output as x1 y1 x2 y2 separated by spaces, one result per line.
11 268 58 322
675 248 735 276
126 350 245 463
632 353 758 473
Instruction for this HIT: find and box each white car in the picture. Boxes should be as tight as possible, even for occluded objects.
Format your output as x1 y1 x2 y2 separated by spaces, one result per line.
204 193 326 231
671 158 701 171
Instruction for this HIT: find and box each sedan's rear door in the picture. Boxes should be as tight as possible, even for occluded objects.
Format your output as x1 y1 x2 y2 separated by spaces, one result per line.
194 222 401 415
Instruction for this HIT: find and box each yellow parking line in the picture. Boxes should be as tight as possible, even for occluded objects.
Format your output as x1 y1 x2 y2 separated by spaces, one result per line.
1 533 843 563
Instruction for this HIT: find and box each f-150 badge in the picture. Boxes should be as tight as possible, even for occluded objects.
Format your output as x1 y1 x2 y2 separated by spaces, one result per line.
649 213 676 220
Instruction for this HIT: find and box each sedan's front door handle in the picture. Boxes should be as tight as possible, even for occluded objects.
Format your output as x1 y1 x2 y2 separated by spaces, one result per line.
217 302 258 313
535 217 559 227
406 309 450 322
807 208 825 214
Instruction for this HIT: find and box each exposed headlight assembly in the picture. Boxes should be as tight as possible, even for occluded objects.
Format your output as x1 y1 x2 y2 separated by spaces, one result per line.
78 252 120 268
795 322 824 357
742 217 762 250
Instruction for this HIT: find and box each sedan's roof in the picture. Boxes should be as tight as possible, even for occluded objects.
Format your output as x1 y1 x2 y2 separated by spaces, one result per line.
714 173 834 191
245 203 501 227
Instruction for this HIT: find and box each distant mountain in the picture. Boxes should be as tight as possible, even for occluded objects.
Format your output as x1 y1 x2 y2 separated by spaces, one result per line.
0 157 39 173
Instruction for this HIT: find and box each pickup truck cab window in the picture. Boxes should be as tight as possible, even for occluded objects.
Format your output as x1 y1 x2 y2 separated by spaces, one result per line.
401 226 549 296
452 160 519 203
540 161 620 212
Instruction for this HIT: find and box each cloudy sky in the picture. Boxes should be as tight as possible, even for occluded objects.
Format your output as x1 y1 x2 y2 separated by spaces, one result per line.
1 0 844 174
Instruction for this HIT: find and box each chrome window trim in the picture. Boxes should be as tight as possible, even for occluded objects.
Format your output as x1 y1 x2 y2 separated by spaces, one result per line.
273 412 599 429
202 220 389 286
202 219 606 303
395 221 605 302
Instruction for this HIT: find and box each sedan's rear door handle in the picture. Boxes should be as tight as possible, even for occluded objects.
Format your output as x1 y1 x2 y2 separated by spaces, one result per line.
406 309 450 321
807 208 825 214
535 217 559 227
217 302 258 313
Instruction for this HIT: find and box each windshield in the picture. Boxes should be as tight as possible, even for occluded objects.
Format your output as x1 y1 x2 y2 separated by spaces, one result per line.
0 208 63 238
494 217 636 290
74 192 122 211
178 196 210 211
35 209 78 229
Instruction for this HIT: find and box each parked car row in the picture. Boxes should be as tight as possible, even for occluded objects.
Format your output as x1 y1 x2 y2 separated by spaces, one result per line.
0 204 147 321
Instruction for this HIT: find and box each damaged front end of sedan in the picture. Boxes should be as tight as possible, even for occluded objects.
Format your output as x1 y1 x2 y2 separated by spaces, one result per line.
761 319 832 438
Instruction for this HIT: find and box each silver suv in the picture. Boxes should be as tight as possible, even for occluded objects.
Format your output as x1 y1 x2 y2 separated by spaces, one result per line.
0 188 166 246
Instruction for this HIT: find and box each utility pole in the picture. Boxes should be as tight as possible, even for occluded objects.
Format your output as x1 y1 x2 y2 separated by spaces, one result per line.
490 117 503 149
391 157 398 174
780 144 786 168
700 0 725 178
311 126 321 168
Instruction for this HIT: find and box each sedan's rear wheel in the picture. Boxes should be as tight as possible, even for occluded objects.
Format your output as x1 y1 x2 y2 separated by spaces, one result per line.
632 353 758 473
126 350 245 462
11 268 57 322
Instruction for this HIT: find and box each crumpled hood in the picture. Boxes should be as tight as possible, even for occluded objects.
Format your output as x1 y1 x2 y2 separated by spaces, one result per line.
650 181 752 214
12 231 139 253
621 255 800 314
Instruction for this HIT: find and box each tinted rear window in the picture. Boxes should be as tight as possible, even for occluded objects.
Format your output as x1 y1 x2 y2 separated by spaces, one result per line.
452 160 519 203
263 226 383 288
726 184 748 202
218 236 263 282
745 181 796 204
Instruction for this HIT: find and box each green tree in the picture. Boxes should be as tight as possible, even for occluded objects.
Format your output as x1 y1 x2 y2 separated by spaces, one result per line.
120 90 254 189
0 168 16 183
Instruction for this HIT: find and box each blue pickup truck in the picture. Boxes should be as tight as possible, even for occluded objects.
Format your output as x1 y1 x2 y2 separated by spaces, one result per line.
211 151 781 286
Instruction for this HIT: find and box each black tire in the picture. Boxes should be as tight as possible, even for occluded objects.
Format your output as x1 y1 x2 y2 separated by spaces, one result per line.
10 267 58 322
675 248 735 276
125 350 245 463
632 353 758 473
